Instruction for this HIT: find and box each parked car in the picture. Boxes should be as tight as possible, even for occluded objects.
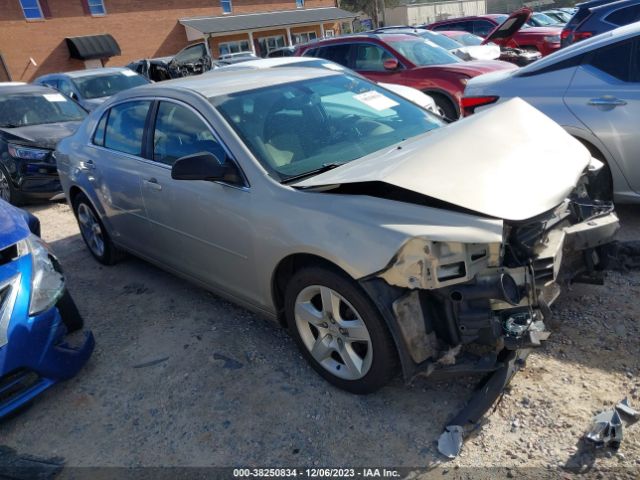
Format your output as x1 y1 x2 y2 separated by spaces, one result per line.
427 8 562 56
0 199 94 419
218 56 441 114
34 67 149 111
560 0 640 47
438 29 542 65
56 67 617 395
296 33 516 119
0 84 87 205
266 46 297 57
371 27 501 61
463 22 640 203
542 9 574 23
527 11 564 27
126 56 176 82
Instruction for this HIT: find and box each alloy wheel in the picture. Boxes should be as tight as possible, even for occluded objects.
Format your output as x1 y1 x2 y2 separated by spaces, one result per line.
294 285 373 380
77 203 105 258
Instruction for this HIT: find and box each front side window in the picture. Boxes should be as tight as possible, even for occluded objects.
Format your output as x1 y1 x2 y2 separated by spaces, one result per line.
0 92 86 128
72 72 148 100
211 74 444 181
353 43 395 72
174 44 208 64
472 20 496 37
153 102 225 166
87 0 106 16
58 78 75 97
221 0 232 14
19 0 44 20
386 39 461 66
588 40 637 82
104 101 151 156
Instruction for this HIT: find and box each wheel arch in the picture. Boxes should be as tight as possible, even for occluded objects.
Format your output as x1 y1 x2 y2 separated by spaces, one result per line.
422 88 460 119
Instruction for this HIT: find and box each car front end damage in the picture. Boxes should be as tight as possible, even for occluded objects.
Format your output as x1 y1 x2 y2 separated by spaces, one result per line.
358 159 618 456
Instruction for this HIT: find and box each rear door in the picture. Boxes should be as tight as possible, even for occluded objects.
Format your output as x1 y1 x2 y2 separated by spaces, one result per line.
563 38 640 192
90 100 154 253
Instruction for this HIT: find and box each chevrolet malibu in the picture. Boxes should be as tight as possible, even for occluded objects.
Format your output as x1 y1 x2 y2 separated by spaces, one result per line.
56 68 618 394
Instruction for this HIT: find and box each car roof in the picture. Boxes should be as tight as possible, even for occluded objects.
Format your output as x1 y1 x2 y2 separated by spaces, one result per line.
518 21 640 74
218 57 321 69
123 67 340 99
590 0 638 12
39 67 135 79
575 0 622 8
0 83 56 95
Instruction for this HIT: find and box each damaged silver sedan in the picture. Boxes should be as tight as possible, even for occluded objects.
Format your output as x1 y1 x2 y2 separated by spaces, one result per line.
55 68 618 399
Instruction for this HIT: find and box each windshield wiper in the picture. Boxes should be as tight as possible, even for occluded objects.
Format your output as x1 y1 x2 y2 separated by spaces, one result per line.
281 162 346 185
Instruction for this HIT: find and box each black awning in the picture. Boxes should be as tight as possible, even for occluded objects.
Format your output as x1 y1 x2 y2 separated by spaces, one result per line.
66 34 121 60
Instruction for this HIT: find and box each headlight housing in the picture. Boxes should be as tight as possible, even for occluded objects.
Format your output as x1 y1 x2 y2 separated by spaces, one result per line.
7 144 50 161
544 35 561 43
19 234 65 316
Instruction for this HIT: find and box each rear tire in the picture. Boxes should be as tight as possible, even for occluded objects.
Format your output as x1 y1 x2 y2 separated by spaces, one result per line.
72 192 119 265
284 266 398 394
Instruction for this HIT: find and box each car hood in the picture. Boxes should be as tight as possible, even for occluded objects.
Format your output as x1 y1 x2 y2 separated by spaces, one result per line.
431 60 516 76
294 98 590 221
452 44 501 61
0 201 30 250
0 121 83 150
484 8 532 44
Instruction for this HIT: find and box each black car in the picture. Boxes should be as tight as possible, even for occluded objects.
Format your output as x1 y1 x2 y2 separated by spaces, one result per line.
561 0 640 46
0 84 86 204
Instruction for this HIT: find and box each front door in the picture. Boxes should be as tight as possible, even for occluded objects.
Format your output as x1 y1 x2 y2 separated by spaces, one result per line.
564 38 640 193
140 100 257 303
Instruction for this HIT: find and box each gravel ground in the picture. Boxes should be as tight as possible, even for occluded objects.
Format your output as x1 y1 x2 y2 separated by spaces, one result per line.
0 202 638 477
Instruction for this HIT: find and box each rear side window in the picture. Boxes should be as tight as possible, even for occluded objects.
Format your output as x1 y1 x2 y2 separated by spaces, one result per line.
566 8 591 29
153 101 226 166
93 111 108 146
587 40 635 81
605 4 640 26
314 44 352 67
433 21 471 32
104 101 151 156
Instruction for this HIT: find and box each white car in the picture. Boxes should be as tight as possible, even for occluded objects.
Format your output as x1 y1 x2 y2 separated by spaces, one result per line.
463 22 640 203
217 56 441 115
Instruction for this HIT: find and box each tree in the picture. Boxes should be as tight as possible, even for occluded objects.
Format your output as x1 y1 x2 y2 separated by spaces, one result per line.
339 0 401 27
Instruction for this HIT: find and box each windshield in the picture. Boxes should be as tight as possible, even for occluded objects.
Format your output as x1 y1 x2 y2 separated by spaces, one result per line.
211 74 444 181
454 33 484 46
387 40 461 66
72 72 148 99
419 31 463 50
0 92 86 127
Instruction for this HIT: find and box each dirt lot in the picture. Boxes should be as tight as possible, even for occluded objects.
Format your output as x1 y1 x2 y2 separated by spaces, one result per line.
1 202 639 477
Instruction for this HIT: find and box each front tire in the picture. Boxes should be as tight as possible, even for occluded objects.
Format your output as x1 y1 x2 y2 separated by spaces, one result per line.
72 192 119 265
0 166 23 206
284 267 398 394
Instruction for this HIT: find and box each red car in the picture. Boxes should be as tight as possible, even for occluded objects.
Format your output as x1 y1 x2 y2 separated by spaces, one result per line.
427 8 562 57
295 33 516 120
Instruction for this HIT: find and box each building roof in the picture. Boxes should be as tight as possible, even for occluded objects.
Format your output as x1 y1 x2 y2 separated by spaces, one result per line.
180 7 356 35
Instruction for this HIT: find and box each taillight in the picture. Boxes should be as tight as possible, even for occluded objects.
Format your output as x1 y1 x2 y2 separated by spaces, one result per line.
461 96 499 115
560 29 571 40
574 31 593 41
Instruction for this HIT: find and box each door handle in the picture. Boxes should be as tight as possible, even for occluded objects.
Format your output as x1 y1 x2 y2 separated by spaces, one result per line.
588 97 627 107
144 178 162 191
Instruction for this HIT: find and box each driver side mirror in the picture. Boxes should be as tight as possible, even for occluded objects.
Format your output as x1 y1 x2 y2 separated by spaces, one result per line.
383 58 400 71
68 91 78 100
171 151 242 184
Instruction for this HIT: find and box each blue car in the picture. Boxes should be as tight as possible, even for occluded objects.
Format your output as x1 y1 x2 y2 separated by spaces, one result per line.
0 200 94 419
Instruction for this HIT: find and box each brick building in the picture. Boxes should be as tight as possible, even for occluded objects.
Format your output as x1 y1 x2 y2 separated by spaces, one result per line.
0 0 355 81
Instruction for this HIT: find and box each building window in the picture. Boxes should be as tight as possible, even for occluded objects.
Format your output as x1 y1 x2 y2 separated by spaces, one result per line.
221 0 232 14
258 35 286 56
218 40 251 56
19 0 44 20
87 0 106 16
324 29 335 37
296 0 304 8
293 31 317 45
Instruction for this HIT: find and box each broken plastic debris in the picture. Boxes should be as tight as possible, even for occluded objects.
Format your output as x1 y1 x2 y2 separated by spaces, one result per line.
437 425 464 458
616 397 640 420
585 409 623 449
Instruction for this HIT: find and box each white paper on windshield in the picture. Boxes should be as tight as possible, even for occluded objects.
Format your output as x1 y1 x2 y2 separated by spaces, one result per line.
121 69 137 76
353 91 399 111
43 93 67 102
